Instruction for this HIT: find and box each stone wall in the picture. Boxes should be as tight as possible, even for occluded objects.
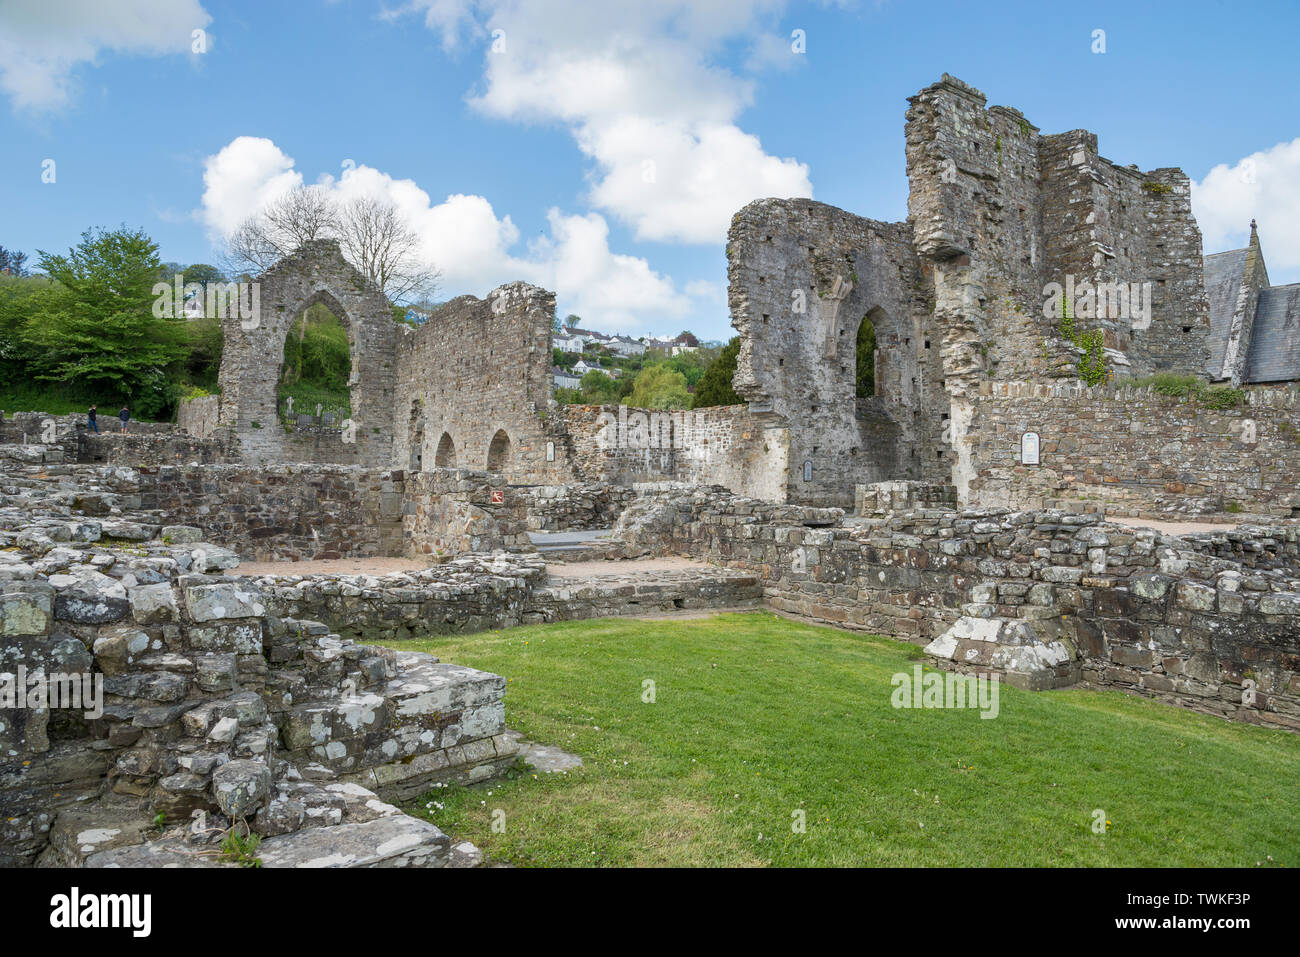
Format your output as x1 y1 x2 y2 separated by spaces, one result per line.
124 465 534 562
0 520 516 867
514 482 635 531
216 240 399 468
177 394 220 438
401 469 532 557
77 431 233 466
393 283 573 483
556 403 790 501
965 381 1300 517
726 198 946 507
614 485 1300 731
136 465 405 561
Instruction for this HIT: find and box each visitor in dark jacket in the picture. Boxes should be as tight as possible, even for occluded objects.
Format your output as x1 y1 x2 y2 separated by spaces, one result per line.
88 405 98 433
118 406 130 433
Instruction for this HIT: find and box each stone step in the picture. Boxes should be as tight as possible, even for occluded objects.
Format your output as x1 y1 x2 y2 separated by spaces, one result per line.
279 651 516 793
527 566 763 622
923 615 1081 691
52 784 477 868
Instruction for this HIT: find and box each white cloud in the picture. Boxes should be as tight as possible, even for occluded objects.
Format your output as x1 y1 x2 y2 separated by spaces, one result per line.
1192 138 1300 276
199 136 303 237
685 278 728 305
532 210 689 329
0 0 211 111
401 0 812 244
197 136 690 331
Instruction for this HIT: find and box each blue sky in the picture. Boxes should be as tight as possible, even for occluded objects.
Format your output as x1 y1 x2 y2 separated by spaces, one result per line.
2 0 1298 341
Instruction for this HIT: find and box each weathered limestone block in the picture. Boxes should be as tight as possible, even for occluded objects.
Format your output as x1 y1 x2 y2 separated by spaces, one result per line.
1 584 52 635
211 759 273 818
128 582 179 624
183 580 266 622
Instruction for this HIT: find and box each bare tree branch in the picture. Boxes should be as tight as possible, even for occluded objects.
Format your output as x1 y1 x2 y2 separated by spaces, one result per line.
221 187 440 306
337 195 441 305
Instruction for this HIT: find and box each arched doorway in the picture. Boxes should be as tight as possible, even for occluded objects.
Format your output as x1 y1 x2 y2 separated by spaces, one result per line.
434 432 456 468
486 429 511 472
278 300 352 428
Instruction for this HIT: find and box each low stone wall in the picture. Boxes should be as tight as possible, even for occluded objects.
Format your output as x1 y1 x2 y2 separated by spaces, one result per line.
243 555 763 642
3 462 537 563
136 465 404 560
525 567 762 623
0 520 515 867
616 485 1300 730
177 394 220 438
401 469 532 557
856 480 958 515
252 554 548 642
514 482 635 531
78 430 232 466
967 381 1300 517
556 403 791 502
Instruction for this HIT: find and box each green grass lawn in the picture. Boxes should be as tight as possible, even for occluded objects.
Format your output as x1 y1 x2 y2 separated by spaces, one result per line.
383 612 1299 867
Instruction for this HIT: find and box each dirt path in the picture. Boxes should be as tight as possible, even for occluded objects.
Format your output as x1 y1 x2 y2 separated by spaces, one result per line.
231 556 436 576
544 556 708 577
1109 517 1242 536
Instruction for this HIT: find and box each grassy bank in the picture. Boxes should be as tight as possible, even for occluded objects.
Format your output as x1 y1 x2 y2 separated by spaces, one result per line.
383 612 1298 867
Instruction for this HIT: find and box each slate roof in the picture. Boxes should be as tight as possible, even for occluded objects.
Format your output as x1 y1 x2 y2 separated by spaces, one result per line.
1202 248 1247 378
1244 283 1300 383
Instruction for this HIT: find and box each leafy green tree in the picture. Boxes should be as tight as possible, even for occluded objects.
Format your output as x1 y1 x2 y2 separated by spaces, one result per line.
692 336 742 408
25 227 189 417
182 263 225 285
660 350 709 388
626 364 690 409
855 314 876 398
579 370 620 403
565 314 582 329
0 273 51 385
0 246 30 277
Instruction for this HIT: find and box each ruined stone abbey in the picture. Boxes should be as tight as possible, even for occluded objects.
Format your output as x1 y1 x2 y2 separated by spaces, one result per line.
3 75 1298 868
180 74 1298 517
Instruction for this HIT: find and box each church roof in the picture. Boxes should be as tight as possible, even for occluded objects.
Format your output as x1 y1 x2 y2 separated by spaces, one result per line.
1244 283 1300 383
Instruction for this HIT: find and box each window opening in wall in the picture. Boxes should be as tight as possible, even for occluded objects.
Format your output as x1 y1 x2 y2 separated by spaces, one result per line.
856 310 878 398
487 429 512 472
434 432 456 467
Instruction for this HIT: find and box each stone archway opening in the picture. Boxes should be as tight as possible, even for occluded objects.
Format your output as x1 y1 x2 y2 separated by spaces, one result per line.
856 308 878 398
487 429 511 473
850 304 913 480
434 431 456 468
278 298 353 429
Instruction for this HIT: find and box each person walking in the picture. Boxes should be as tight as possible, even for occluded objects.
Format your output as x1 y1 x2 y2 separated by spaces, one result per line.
118 405 130 433
88 404 98 433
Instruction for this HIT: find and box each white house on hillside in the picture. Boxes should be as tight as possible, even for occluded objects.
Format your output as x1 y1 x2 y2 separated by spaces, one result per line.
554 327 589 352
553 366 581 390
608 335 647 357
